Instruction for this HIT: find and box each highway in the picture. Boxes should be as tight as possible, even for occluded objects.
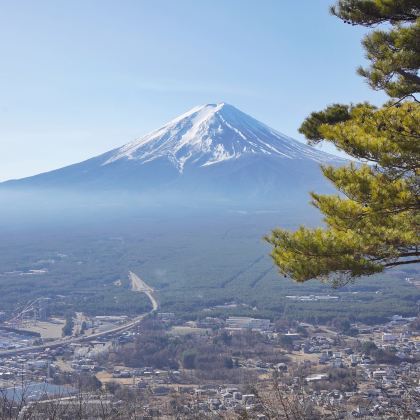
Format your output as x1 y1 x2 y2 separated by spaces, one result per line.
129 271 158 311
0 272 158 357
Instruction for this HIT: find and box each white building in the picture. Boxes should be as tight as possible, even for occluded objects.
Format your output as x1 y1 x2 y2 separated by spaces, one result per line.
226 317 271 331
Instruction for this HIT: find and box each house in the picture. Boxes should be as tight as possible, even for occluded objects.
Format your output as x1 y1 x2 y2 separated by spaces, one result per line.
305 374 328 383
383 333 398 342
242 394 256 405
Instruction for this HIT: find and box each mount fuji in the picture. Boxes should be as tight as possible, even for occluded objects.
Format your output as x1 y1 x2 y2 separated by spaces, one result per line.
1 103 343 208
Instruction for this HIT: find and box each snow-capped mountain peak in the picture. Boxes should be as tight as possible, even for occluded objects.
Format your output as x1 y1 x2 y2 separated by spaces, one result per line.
1 102 344 206
103 103 337 173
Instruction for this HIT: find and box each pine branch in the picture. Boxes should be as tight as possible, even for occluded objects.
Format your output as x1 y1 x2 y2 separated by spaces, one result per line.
384 259 420 267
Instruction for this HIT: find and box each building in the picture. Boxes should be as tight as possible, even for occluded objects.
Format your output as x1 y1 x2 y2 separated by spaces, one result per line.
382 333 398 342
226 317 271 331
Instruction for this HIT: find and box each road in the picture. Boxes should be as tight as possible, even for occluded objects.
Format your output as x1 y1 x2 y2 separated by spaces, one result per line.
129 271 158 311
0 272 158 357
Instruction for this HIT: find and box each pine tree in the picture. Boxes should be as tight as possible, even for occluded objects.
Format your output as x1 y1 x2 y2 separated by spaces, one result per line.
332 0 420 98
267 1 419 284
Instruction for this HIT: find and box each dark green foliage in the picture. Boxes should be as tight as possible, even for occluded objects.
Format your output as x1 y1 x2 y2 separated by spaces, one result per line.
298 104 352 143
182 351 197 369
279 335 294 350
361 340 378 355
118 325 179 370
296 325 309 337
409 316 420 331
128 338 178 369
331 0 419 26
0 212 418 328
347 327 359 336
331 0 420 97
357 20 420 97
105 381 122 395
326 368 357 391
268 0 420 283
373 348 400 364
74 373 103 392
62 314 74 337
224 357 234 369
218 330 233 346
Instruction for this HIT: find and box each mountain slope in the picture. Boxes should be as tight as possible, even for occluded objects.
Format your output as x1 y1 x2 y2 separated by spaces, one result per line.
1 103 344 207
103 102 337 171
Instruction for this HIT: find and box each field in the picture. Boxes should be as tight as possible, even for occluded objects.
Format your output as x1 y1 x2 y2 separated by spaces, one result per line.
0 207 418 324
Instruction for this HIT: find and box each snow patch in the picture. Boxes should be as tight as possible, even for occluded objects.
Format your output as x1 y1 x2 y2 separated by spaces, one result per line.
103 103 342 172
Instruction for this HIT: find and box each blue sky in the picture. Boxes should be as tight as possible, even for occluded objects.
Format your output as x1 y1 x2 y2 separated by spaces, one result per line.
0 0 387 181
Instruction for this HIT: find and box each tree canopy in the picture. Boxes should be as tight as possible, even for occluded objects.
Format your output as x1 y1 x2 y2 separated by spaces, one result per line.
267 0 419 284
333 0 420 98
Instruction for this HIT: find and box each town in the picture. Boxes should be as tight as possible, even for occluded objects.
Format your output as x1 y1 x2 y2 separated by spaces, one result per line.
1 303 419 418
